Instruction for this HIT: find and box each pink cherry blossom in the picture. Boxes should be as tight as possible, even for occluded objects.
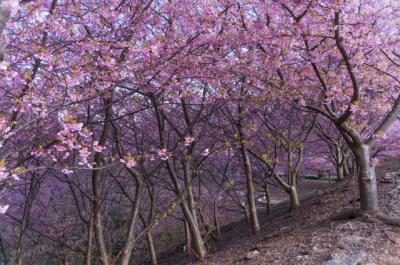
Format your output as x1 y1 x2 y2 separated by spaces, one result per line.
120 155 136 168
157 149 170 160
183 136 195 146
201 148 210 156
0 204 9 214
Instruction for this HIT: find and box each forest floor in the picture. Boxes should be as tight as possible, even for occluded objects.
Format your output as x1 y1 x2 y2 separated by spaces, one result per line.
158 158 400 265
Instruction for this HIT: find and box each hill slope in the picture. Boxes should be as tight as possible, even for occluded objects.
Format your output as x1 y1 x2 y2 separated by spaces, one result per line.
159 159 400 265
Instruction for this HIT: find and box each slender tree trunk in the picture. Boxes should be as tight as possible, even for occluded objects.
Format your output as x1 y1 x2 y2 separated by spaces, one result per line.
343 157 351 177
213 201 221 238
150 94 206 260
264 182 272 216
352 143 379 213
164 160 205 258
16 175 40 265
184 219 191 252
238 103 260 234
119 182 143 265
92 170 110 265
243 204 250 224
91 97 113 265
240 145 260 234
287 140 301 209
164 159 206 259
84 216 94 265
337 164 345 180
15 240 22 265
146 232 157 265
183 160 198 226
336 145 345 180
182 202 206 259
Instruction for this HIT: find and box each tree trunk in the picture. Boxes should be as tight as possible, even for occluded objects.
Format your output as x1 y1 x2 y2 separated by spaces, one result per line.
336 145 345 180
243 204 250 224
343 156 351 177
165 162 205 259
241 146 260 234
91 97 113 265
146 232 157 265
264 182 272 216
150 93 206 260
92 171 110 265
84 216 94 265
182 203 206 259
289 185 300 209
213 201 221 238
184 219 191 252
184 160 198 225
119 182 143 265
238 104 260 234
16 175 41 265
352 143 379 213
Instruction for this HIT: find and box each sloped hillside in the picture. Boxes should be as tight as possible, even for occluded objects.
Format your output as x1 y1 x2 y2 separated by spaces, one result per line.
159 159 400 265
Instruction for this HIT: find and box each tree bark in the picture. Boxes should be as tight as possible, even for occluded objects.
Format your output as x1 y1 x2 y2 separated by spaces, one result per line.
289 185 300 209
15 174 41 265
146 232 157 265
237 103 260 234
119 182 143 265
150 93 207 260
213 201 221 238
264 182 272 216
184 219 191 252
336 145 345 180
83 216 94 265
92 169 110 265
91 97 113 265
352 143 379 213
181 199 206 259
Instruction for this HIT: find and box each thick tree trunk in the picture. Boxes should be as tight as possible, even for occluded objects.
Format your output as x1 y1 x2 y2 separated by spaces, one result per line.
289 185 300 209
146 232 157 265
352 144 379 213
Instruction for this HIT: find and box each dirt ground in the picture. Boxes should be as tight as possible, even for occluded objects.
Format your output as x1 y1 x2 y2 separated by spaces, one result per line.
158 159 400 265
